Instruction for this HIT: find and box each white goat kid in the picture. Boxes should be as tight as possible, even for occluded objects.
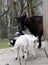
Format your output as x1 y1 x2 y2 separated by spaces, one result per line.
11 34 37 60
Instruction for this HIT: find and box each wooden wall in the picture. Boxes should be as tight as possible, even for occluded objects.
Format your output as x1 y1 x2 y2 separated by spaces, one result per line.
43 0 48 39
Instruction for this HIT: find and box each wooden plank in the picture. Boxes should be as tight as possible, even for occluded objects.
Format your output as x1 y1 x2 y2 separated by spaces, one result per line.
43 0 48 39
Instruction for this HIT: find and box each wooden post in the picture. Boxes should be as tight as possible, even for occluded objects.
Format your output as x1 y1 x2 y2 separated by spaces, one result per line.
43 0 48 39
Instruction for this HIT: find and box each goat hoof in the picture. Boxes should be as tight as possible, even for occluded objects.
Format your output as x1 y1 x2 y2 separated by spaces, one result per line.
27 52 29 54
23 56 24 58
47 55 48 58
15 57 17 60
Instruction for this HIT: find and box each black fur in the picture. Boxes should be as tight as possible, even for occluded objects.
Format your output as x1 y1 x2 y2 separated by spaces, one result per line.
16 14 43 48
10 39 16 46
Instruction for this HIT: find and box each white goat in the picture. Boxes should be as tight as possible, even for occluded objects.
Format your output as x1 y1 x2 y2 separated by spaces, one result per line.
11 34 37 60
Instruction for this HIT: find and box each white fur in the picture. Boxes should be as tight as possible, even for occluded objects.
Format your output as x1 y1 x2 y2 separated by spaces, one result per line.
11 34 37 60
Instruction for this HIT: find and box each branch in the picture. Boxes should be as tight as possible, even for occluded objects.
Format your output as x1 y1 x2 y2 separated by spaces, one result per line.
33 1 43 9
0 8 9 18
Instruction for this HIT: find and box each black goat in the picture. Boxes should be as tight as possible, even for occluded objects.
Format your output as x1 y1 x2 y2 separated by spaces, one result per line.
15 14 43 48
